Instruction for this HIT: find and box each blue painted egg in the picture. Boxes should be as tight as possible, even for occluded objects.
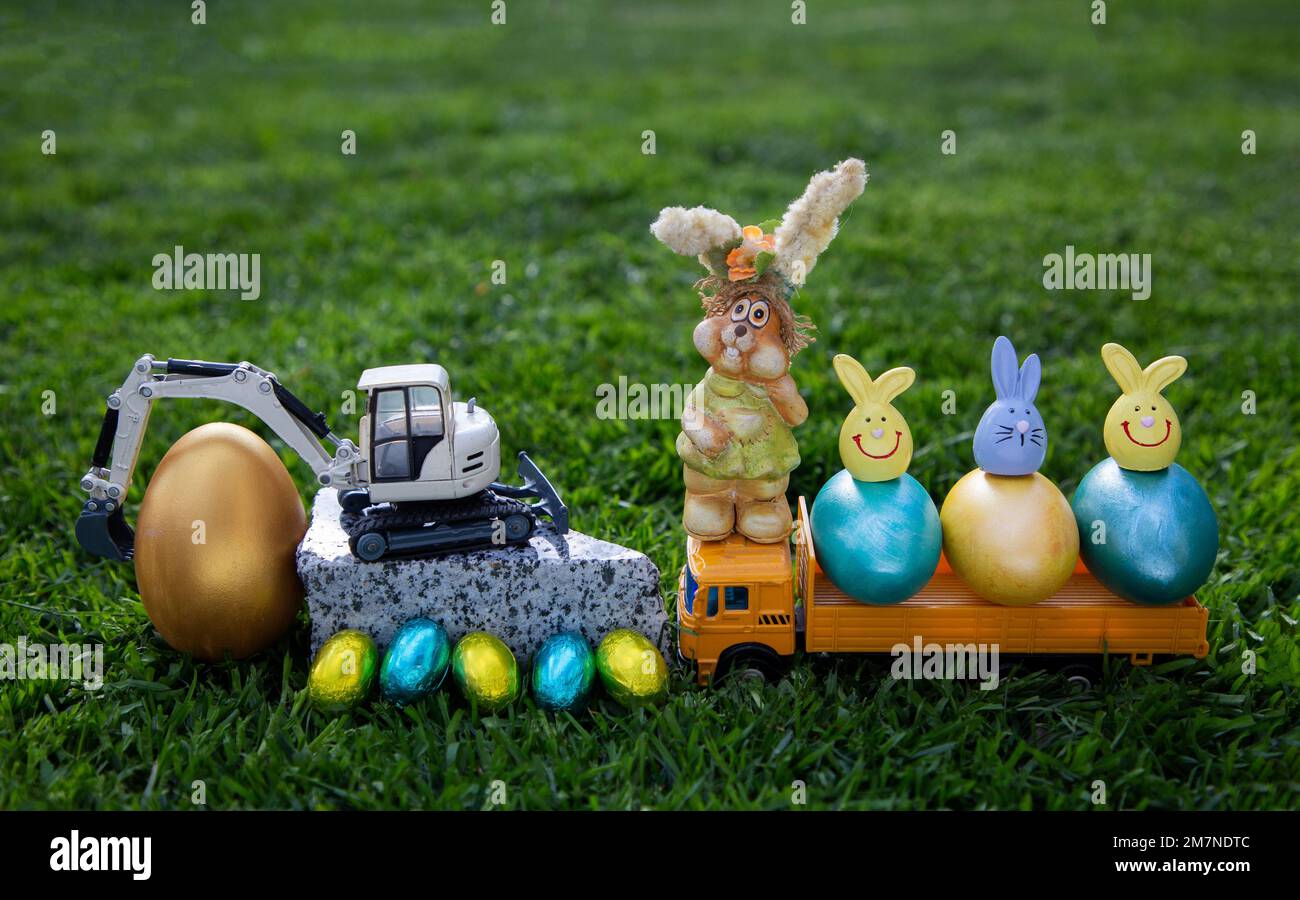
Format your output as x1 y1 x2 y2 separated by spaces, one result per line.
530 631 596 712
810 470 942 605
380 618 451 706
1072 458 1218 605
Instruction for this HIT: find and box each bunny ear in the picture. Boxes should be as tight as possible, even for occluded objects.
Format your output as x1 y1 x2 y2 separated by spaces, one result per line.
873 366 916 404
772 158 867 285
1142 355 1187 393
1017 354 1041 402
1100 342 1144 394
832 353 874 407
650 206 742 275
990 336 1019 400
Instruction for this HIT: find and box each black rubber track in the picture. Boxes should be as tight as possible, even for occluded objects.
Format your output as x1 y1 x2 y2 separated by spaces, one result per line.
339 489 535 557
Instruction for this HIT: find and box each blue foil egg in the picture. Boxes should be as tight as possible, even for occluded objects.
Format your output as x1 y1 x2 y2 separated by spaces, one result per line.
810 469 943 605
530 631 596 712
380 618 451 706
1072 458 1218 605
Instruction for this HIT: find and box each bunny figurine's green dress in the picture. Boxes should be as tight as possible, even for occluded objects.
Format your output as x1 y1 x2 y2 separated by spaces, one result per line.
677 370 800 482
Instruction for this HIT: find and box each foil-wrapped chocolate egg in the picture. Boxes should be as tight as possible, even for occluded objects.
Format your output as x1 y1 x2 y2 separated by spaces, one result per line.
595 629 668 708
451 632 519 711
530 631 595 712
308 629 377 713
380 618 451 706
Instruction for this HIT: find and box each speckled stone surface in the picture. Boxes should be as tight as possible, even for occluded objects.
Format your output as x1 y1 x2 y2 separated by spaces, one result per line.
297 489 668 660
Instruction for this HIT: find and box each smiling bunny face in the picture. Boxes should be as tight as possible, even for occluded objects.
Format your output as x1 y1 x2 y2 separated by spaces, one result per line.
833 354 915 482
973 335 1047 476
1100 342 1185 471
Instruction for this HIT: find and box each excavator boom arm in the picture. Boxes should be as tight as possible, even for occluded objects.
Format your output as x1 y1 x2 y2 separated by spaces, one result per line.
76 354 363 560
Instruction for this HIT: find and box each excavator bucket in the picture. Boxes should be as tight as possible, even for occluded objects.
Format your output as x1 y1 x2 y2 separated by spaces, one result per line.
76 499 135 561
491 451 569 534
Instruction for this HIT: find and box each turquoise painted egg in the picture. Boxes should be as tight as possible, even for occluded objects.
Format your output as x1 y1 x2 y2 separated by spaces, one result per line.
530 631 596 712
1072 458 1218 605
380 618 451 706
810 470 942 605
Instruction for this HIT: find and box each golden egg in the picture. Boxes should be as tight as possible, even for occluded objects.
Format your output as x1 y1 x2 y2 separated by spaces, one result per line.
940 469 1079 606
308 629 378 713
451 632 520 711
595 629 668 708
133 422 306 660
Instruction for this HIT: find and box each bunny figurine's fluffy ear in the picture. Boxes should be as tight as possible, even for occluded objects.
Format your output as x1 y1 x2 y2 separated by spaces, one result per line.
1143 355 1188 393
1017 354 1041 403
991 336 1020 400
1101 342 1144 394
832 353 873 407
650 206 742 276
773 158 867 285
874 367 916 404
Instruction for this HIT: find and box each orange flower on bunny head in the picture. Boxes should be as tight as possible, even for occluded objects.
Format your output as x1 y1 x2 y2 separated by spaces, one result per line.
725 225 777 282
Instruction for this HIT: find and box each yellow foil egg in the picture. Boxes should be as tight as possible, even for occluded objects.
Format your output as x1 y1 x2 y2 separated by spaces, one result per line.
940 469 1079 606
308 629 378 713
451 632 520 711
596 629 668 708
133 422 306 660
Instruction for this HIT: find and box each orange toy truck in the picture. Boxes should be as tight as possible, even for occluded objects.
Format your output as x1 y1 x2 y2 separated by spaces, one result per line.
677 497 1210 684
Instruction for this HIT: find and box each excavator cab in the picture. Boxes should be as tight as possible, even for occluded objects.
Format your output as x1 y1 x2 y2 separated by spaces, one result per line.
365 381 449 483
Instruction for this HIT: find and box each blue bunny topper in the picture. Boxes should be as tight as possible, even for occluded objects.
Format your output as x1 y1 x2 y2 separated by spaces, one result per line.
973 335 1047 476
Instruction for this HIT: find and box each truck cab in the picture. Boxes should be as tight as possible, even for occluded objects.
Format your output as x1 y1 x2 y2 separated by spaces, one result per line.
357 364 500 504
678 533 797 682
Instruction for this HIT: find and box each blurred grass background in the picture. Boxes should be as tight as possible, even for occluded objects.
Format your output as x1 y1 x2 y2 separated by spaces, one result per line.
0 0 1296 809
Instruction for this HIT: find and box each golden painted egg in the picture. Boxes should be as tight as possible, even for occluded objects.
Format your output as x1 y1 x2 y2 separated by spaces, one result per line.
940 469 1079 606
451 632 520 711
595 629 668 708
308 629 378 713
133 422 306 660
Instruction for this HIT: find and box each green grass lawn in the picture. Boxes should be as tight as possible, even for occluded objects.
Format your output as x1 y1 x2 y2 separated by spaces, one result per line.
1 0 1297 810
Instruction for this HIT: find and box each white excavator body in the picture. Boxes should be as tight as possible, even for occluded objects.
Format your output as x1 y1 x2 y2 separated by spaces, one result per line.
76 354 566 562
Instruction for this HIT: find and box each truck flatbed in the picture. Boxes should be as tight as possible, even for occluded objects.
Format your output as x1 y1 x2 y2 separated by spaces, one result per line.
795 497 1210 665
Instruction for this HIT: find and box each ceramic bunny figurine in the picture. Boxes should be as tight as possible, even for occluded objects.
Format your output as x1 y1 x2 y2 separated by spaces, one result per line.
1071 341 1216 605
941 334 1078 606
1099 342 1185 471
810 352 940 605
651 158 867 543
831 354 915 482
973 335 1047 476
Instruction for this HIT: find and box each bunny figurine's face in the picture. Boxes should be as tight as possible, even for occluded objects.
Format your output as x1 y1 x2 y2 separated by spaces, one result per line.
973 336 1047 476
832 354 915 482
1100 342 1185 471
694 290 791 381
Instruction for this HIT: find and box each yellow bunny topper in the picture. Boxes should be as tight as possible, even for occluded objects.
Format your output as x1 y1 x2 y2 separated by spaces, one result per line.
1100 342 1187 471
832 354 916 482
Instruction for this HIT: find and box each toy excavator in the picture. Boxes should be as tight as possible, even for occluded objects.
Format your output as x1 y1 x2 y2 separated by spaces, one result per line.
76 354 568 562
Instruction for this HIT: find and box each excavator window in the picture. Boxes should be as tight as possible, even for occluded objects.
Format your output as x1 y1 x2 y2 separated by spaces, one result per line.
374 389 408 441
373 441 410 479
409 386 444 438
369 385 448 482
371 388 412 480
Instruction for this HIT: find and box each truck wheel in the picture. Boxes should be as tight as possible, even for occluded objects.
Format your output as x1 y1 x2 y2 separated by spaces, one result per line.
1059 661 1102 691
503 513 532 543
714 643 788 686
354 532 388 561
